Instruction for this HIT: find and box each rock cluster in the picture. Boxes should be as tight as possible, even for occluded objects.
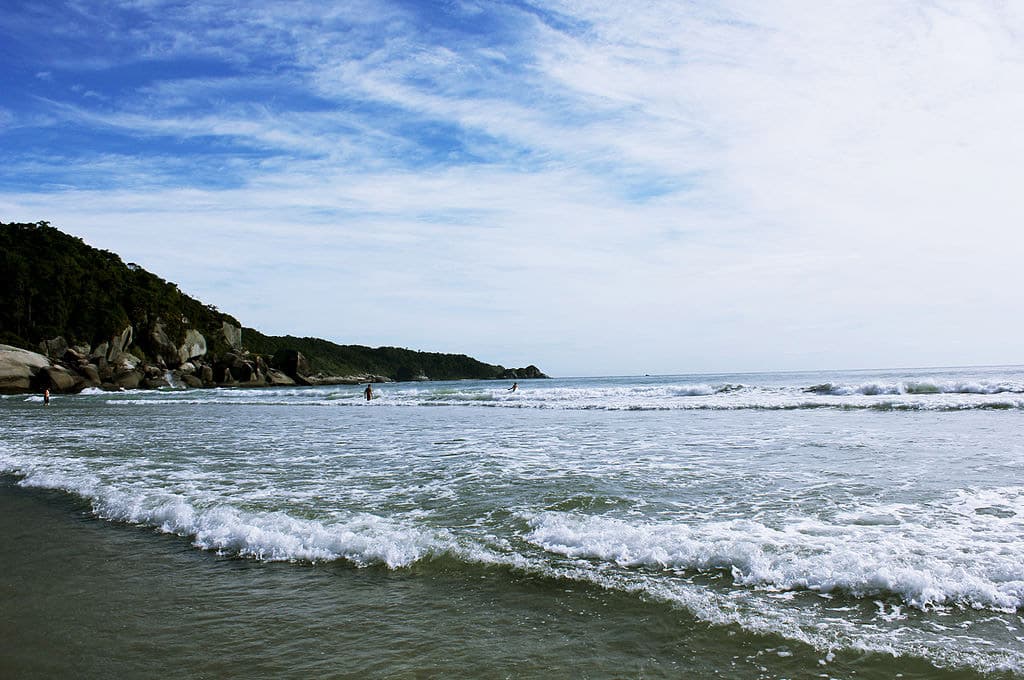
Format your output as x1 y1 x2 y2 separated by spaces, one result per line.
0 322 297 394
0 324 546 395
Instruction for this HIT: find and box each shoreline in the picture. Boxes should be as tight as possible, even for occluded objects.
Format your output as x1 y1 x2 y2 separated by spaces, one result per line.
0 477 982 679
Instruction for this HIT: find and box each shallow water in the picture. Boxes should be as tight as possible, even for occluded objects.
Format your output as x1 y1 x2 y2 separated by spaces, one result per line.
2 367 1023 678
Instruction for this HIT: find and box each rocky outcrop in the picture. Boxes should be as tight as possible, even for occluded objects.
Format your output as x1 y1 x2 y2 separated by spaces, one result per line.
113 368 142 390
150 320 179 366
39 336 68 359
6 328 546 395
265 368 297 386
499 365 549 380
78 364 101 387
108 326 134 364
178 329 207 365
222 322 242 351
0 345 52 393
271 349 313 384
38 365 84 393
214 352 255 383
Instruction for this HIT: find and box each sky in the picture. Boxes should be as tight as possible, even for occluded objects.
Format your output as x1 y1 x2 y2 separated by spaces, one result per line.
1 1 1023 377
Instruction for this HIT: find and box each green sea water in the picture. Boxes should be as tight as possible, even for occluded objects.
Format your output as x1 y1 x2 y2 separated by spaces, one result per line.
2 368 1023 678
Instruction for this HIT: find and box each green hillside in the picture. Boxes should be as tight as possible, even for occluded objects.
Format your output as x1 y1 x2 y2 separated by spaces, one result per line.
0 221 238 359
0 221 543 382
243 330 505 381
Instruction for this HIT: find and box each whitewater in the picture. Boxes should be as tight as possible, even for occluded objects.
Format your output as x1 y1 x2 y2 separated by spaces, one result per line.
2 365 1023 678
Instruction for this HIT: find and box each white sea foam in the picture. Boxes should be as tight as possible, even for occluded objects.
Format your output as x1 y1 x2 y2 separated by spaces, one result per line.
3 448 1022 675
76 370 1024 412
4 368 1024 675
523 492 1024 612
3 459 457 568
807 379 1024 396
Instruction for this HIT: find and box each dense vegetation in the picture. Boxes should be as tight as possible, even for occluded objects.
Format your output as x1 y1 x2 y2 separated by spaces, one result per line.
243 329 505 380
1 221 531 381
0 221 238 359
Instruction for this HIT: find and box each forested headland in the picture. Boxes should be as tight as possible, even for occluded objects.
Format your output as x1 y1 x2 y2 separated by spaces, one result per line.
0 221 546 393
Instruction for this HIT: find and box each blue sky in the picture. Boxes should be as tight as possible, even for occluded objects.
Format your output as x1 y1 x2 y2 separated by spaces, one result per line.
2 1 1023 376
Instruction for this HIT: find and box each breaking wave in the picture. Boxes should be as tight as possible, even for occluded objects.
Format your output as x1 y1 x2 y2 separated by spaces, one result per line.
5 451 1021 615
6 465 457 568
523 496 1024 613
60 368 1022 413
805 379 1024 396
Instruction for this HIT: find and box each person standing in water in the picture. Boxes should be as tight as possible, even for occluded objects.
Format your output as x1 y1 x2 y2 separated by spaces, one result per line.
43 388 50 405
364 383 373 401
508 382 518 392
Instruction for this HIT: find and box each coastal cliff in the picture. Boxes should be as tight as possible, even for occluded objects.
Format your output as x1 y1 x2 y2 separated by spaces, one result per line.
0 221 547 394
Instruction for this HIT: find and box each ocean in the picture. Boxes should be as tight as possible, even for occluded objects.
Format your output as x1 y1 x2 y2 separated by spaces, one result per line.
2 366 1023 679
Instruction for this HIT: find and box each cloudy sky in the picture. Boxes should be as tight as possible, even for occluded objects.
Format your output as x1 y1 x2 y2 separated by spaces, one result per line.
2 1 1022 376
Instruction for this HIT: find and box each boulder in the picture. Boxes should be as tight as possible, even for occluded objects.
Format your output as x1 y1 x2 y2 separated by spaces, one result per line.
39 365 84 393
143 376 170 389
63 347 87 364
265 368 296 386
39 336 68 359
272 349 312 380
150 320 179 367
215 352 255 383
78 364 102 387
0 345 51 393
177 329 207 364
91 342 109 362
113 369 142 389
200 364 214 385
104 326 134 364
113 353 140 373
97 362 114 382
222 322 243 351
182 374 204 388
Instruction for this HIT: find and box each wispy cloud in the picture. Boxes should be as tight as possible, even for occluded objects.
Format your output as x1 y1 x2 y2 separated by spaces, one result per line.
2 0 1022 374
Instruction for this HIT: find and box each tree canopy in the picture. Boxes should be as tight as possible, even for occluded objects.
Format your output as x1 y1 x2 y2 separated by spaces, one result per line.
0 221 237 358
1 221 527 381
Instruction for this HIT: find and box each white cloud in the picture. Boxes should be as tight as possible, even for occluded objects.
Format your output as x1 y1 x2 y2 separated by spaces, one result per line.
3 1 1023 375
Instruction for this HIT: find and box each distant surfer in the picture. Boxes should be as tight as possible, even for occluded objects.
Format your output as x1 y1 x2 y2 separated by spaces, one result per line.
364 383 373 401
43 388 50 406
508 382 518 392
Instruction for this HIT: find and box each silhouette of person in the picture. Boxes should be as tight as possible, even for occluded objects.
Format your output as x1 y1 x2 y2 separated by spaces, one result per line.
364 383 373 401
508 382 518 392
43 388 50 405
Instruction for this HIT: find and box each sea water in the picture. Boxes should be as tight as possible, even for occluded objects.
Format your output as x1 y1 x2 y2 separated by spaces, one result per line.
1 366 1023 678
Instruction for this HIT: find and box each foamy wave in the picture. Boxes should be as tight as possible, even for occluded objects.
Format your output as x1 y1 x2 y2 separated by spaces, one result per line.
3 452 1021 675
394 383 1024 412
523 498 1024 612
9 467 456 568
22 372 1011 412
806 379 1024 396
